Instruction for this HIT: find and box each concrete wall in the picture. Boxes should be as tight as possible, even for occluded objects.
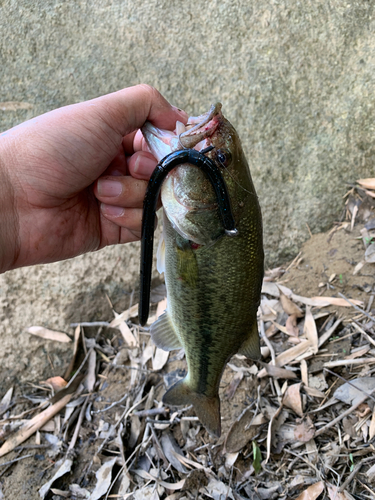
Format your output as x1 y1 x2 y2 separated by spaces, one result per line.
2 0 374 262
1 1 374 384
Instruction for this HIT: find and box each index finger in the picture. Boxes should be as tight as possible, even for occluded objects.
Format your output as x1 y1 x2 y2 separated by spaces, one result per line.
93 84 188 153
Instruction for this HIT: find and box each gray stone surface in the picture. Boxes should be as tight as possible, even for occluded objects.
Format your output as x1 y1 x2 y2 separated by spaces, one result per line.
1 0 374 261
0 1 374 384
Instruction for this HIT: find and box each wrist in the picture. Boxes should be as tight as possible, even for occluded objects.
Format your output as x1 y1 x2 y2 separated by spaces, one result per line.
0 138 20 274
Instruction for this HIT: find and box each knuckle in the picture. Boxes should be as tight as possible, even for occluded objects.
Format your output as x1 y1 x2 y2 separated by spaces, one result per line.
138 84 159 100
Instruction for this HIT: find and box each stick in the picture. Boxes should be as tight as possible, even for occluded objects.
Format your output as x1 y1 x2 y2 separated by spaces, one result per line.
315 386 375 437
338 293 375 323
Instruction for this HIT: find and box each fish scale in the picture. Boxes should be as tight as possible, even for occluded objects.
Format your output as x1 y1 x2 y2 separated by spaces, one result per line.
143 105 264 437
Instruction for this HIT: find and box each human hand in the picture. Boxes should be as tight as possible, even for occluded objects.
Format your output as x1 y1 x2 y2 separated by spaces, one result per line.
0 85 187 273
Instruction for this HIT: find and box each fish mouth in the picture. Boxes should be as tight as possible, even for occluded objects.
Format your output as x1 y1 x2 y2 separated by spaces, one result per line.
142 104 225 244
141 103 223 161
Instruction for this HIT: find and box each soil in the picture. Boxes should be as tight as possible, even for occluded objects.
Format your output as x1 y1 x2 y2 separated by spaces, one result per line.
0 206 374 499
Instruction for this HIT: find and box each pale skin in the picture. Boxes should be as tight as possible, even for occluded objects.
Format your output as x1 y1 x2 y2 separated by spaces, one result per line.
0 85 188 274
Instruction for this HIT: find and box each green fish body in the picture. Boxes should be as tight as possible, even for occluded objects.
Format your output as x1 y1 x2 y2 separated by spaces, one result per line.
142 104 263 437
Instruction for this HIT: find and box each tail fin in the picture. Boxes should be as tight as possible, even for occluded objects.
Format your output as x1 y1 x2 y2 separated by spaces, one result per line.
163 379 221 437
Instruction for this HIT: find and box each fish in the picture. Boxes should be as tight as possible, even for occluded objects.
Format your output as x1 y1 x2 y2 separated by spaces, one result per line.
141 103 264 437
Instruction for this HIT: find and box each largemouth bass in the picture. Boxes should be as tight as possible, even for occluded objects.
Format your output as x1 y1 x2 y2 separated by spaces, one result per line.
142 104 264 437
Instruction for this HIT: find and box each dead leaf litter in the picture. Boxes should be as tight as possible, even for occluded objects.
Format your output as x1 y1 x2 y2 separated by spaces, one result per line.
0 180 375 499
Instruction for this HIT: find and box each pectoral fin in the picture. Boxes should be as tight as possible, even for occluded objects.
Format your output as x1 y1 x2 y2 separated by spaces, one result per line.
239 321 261 360
156 232 166 274
150 312 182 351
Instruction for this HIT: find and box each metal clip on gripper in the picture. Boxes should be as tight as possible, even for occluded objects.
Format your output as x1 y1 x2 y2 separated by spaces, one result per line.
139 146 238 326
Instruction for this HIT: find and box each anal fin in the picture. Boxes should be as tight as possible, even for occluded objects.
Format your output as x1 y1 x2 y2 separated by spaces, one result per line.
238 321 261 360
150 311 182 351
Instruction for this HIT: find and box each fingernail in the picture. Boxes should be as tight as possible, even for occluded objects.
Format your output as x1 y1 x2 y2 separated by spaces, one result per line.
101 203 124 217
134 155 157 176
97 179 122 197
172 106 189 122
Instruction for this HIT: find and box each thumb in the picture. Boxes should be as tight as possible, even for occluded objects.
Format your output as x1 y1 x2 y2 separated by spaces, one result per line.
80 84 188 138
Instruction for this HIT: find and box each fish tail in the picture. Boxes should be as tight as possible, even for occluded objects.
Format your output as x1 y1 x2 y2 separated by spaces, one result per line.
163 379 221 437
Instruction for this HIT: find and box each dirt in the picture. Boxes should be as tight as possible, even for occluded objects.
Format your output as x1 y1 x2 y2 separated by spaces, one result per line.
0 208 374 499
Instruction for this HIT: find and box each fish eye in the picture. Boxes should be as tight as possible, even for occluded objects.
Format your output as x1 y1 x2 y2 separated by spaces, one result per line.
216 149 232 167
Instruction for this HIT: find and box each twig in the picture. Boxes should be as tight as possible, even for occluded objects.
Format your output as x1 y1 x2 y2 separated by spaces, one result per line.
315 386 375 437
69 321 111 327
284 448 321 478
67 396 90 452
339 456 375 492
64 347 93 391
260 320 276 364
324 368 375 404
284 251 302 273
338 293 375 323
352 321 375 348
133 408 169 418
92 393 128 414
0 453 33 468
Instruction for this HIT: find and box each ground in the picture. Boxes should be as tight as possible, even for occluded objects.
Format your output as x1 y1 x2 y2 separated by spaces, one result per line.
0 186 374 500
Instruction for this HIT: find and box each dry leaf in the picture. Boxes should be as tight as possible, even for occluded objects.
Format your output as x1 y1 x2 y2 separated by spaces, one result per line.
346 345 370 359
370 407 375 440
50 488 70 498
26 326 71 343
64 325 80 379
334 377 375 406
141 342 155 365
357 178 375 190
303 386 325 398
327 483 347 500
366 463 375 482
118 473 131 496
160 432 188 473
116 315 137 347
153 347 169 371
286 314 300 337
109 303 139 327
0 387 13 415
90 457 117 500
365 243 375 263
305 438 319 464
283 383 303 417
68 485 90 498
279 290 303 317
300 359 308 386
0 394 72 457
133 469 186 490
41 377 68 392
225 371 244 398
201 478 235 500
225 407 264 453
156 298 167 317
275 340 312 367
308 296 363 307
84 349 97 392
261 282 363 307
294 416 315 442
262 365 297 379
295 481 324 500
0 101 33 111
39 458 73 499
304 307 318 354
